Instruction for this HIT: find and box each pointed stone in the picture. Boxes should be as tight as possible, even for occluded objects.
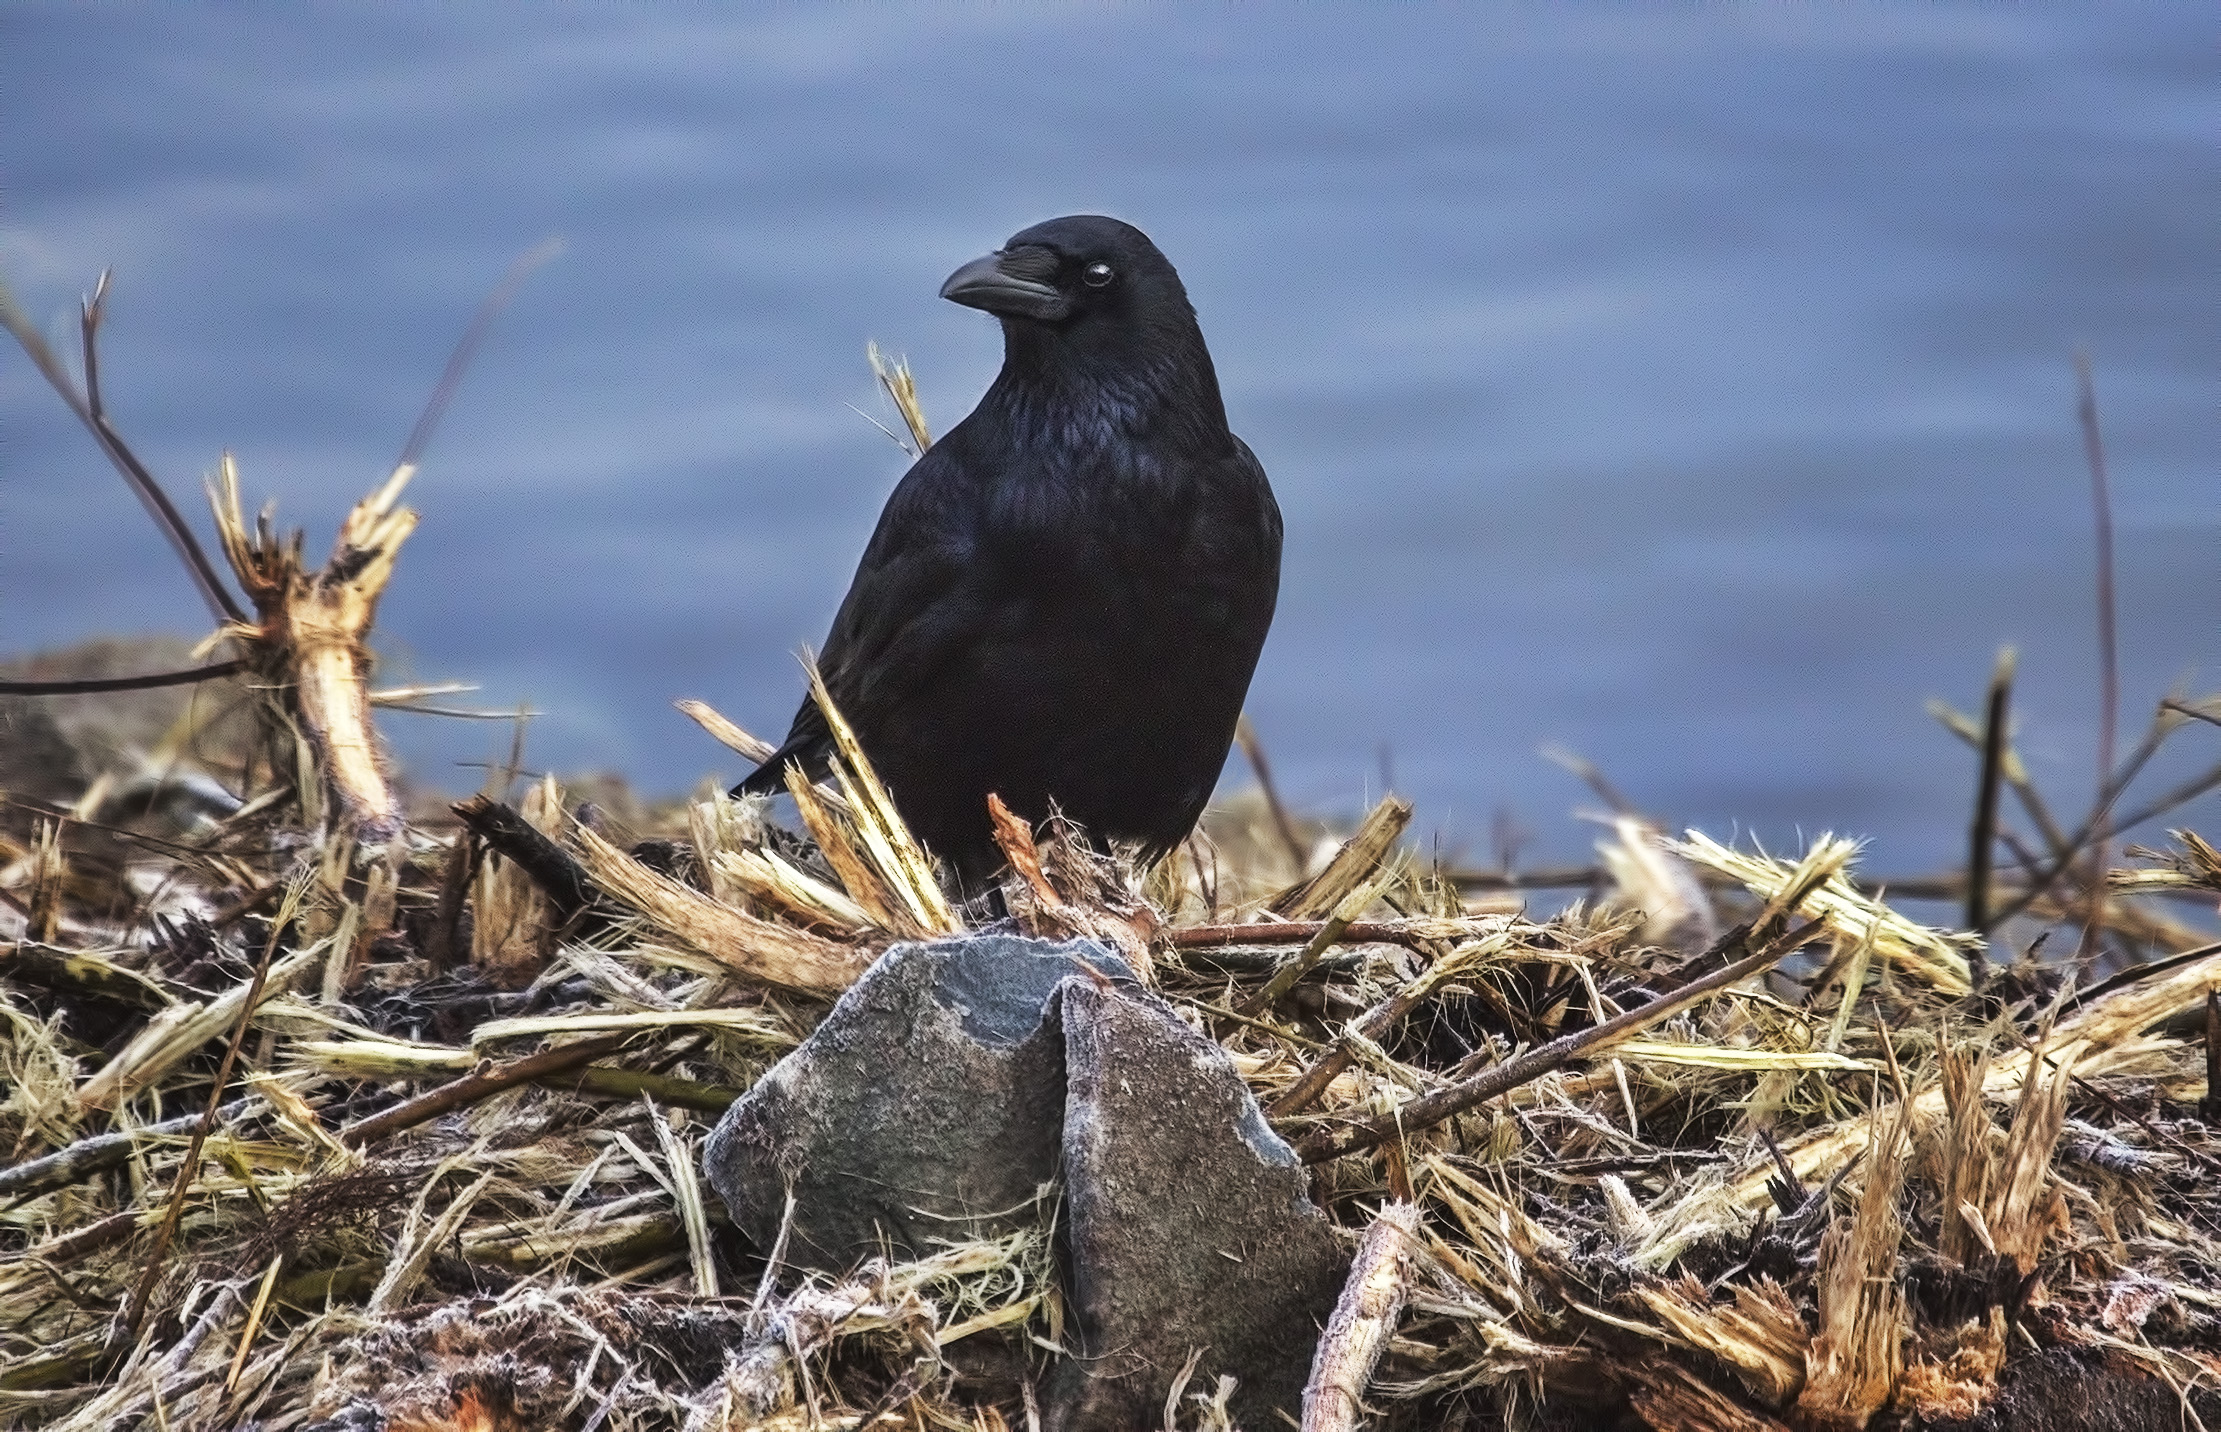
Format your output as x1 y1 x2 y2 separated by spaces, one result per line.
1049 978 1348 1432
703 933 1134 1264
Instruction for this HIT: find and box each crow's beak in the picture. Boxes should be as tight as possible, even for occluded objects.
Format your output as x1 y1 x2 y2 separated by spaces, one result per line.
940 246 1070 322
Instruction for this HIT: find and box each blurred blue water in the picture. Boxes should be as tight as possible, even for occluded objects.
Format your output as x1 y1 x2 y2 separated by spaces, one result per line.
4 6 2217 876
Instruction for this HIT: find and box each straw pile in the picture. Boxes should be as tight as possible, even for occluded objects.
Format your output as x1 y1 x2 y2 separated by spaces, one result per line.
7 287 2221 1431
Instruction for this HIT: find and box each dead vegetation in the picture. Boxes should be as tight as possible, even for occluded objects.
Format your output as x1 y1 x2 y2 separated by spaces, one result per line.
6 271 2221 1431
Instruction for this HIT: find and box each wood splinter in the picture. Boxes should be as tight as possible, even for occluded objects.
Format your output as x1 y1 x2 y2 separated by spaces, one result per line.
1301 1200 1420 1432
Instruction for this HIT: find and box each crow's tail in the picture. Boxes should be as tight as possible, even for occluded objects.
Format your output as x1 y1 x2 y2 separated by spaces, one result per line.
730 738 830 798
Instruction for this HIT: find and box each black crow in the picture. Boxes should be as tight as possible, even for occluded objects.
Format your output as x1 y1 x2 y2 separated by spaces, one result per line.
737 215 1282 889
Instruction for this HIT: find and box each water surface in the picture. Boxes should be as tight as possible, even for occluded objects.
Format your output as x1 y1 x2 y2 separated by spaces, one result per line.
4 7 2217 876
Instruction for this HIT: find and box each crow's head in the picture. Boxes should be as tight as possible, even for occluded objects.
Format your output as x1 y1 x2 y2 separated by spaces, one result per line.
940 214 1194 336
940 215 1217 417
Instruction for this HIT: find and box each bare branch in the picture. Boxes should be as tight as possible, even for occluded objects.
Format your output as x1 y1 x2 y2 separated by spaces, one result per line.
0 659 245 696
2076 351 2120 970
1295 916 1826 1163
1967 647 2016 950
0 269 247 624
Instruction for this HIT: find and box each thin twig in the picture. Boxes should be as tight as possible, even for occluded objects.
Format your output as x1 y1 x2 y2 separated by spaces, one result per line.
2109 762 2221 856
393 238 565 474
79 272 251 626
207 881 286 930
339 1034 627 1148
1236 715 1310 869
0 659 246 697
1448 865 1608 891
1171 919 1440 953
1294 917 1825 1163
1968 647 2016 950
1985 707 2184 930
1240 880 1383 1016
0 270 246 624
1541 744 1635 815
534 1065 744 1111
1239 914 1359 1015
2077 352 2119 972
1270 943 1480 1118
0 1098 260 1208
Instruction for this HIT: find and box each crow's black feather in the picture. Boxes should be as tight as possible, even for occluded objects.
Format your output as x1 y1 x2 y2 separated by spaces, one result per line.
738 216 1282 889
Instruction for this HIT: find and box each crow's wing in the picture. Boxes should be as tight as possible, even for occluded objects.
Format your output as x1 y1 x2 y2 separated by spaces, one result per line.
733 439 994 794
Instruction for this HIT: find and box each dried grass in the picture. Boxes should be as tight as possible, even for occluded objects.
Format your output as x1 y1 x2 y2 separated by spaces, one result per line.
8 317 2221 1432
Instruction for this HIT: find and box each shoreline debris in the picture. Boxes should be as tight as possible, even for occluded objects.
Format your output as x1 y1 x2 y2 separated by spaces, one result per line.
8 274 2221 1431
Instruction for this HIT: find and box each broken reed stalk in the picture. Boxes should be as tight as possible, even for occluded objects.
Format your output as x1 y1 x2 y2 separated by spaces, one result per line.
339 1035 627 1148
425 831 480 972
867 340 933 453
571 822 872 994
1543 744 1643 824
1793 1108 1910 1430
1967 646 2016 948
676 698 778 764
1295 917 1825 1163
1273 795 1413 921
224 1254 285 1397
210 453 416 841
2169 696 2221 730
787 767 903 931
989 792 1069 917
1301 1200 1419 1432
986 793 1161 975
715 844 874 935
1734 938 2221 1218
2205 991 2221 1123
799 652 959 935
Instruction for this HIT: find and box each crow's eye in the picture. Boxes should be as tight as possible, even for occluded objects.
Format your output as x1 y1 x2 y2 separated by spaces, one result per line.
1081 261 1115 288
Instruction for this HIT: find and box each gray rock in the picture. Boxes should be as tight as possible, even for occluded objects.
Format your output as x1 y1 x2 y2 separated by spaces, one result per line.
704 933 1136 1264
703 931 1348 1429
1049 978 1348 1432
